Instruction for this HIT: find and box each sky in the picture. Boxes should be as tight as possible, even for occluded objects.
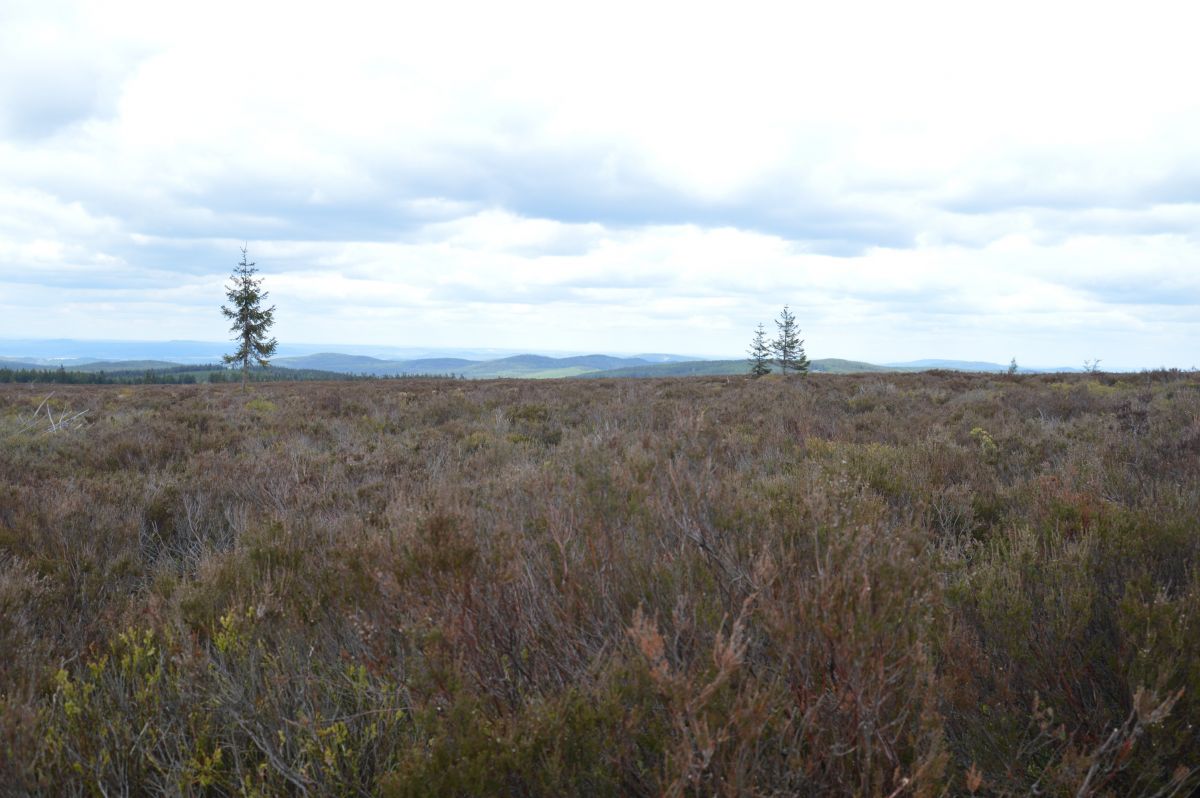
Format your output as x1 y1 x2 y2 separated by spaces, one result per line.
1 0 1198 367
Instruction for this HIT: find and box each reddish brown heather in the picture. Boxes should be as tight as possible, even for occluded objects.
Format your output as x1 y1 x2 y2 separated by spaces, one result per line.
0 371 1198 796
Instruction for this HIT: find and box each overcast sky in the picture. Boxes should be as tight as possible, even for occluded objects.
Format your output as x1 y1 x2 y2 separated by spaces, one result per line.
1 0 1198 366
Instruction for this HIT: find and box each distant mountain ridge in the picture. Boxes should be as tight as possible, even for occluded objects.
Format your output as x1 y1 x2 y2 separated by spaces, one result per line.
579 358 897 378
0 356 188 372
272 353 905 378
2 343 1108 379
885 359 1084 373
0 339 708 365
271 352 663 379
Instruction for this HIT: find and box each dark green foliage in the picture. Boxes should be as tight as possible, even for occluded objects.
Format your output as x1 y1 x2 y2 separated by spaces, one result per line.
771 304 809 375
0 365 208 384
747 322 773 377
1 371 1198 795
221 245 278 388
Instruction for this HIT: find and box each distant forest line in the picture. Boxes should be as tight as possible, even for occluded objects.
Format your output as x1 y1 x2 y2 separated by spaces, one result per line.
0 365 456 385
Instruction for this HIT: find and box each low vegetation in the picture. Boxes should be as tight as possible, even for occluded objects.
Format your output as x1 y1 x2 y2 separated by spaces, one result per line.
1 371 1197 795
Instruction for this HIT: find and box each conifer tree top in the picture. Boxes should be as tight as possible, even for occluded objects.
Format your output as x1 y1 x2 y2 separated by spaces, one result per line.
771 304 808 375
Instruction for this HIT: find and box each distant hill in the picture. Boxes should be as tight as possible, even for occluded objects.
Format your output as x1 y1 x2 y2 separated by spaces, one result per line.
885 359 1008 372
1 339 701 365
273 353 392 372
1 360 369 385
1 358 205 373
274 352 656 379
885 359 1085 374
577 358 896 378
0 356 103 368
399 358 481 374
0 339 228 364
273 353 439 375
577 360 746 378
471 354 650 376
8 346 1097 382
631 353 703 363
811 358 897 374
69 360 189 373
274 353 907 379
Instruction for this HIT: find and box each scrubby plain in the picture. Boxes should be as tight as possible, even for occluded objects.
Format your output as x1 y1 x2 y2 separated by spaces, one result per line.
1 371 1198 796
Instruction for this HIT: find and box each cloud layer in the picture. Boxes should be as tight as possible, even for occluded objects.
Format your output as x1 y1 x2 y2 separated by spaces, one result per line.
1 0 1198 366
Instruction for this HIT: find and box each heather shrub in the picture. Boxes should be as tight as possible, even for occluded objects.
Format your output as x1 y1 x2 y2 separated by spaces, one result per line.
1 373 1198 795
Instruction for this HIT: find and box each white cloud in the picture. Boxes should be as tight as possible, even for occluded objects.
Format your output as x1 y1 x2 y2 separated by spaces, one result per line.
0 0 1198 366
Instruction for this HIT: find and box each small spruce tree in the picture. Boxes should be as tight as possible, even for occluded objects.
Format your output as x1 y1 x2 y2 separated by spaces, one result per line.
772 305 809 375
221 245 278 390
748 323 773 377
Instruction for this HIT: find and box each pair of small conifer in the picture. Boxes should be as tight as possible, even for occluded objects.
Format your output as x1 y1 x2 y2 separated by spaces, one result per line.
748 305 809 376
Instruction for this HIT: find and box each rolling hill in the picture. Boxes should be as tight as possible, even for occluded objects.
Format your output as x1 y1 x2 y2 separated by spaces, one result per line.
273 352 659 378
69 360 190 373
885 359 1009 372
885 359 1085 373
271 353 476 376
273 352 903 379
3 348 1097 382
578 357 898 378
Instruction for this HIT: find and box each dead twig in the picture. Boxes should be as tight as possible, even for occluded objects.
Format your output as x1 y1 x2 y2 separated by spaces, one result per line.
8 393 88 436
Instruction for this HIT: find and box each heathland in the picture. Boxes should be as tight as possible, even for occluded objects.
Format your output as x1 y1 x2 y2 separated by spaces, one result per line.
0 371 1198 795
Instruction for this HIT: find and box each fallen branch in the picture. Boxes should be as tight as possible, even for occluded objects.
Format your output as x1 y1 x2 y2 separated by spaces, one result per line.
6 393 89 436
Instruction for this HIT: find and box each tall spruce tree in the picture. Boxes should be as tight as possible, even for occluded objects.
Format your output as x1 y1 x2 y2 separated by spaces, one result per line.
748 323 773 377
221 245 277 390
771 305 809 375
